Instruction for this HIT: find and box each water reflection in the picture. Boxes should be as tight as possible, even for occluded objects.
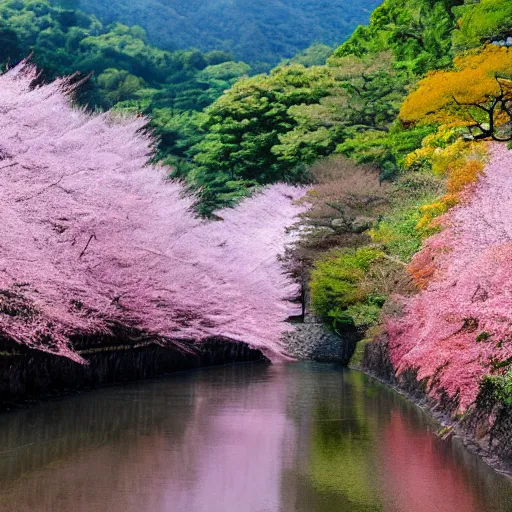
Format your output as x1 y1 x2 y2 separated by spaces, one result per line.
0 363 510 512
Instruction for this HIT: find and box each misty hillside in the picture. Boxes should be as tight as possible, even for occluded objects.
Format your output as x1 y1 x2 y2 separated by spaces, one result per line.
55 0 381 66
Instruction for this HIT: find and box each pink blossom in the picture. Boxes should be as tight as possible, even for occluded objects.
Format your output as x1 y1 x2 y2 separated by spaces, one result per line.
386 144 512 411
0 63 308 362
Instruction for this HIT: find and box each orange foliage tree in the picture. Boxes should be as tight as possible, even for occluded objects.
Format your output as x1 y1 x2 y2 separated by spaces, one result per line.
400 46 512 141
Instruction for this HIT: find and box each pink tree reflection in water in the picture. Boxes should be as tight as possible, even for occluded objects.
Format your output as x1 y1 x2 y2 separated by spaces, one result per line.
379 410 479 512
165 369 296 512
0 367 511 512
0 366 296 512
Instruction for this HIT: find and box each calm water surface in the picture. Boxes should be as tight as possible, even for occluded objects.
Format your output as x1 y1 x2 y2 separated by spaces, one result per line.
0 362 511 512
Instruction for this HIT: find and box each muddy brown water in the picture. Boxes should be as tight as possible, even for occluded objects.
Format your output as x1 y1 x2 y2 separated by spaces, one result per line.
0 362 511 512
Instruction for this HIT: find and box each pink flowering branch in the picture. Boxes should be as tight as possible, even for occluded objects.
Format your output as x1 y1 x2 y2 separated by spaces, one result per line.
0 62 309 363
385 143 512 411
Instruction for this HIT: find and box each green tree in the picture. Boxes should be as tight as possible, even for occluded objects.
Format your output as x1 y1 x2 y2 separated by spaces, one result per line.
190 65 335 211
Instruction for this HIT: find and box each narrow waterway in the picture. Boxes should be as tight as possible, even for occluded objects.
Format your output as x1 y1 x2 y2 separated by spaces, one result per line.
0 362 511 512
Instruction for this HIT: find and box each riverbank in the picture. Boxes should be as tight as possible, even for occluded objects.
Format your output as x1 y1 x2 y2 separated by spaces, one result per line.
359 333 512 476
284 313 359 363
0 337 266 410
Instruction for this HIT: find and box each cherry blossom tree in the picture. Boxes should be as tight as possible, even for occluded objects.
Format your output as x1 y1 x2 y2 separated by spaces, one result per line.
0 62 308 363
386 143 512 410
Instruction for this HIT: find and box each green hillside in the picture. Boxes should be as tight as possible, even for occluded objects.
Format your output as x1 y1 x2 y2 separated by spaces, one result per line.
53 0 381 67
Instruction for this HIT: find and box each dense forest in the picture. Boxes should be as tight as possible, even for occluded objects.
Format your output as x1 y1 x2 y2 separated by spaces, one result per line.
1 0 512 421
53 0 381 67
0 0 378 185
177 0 467 210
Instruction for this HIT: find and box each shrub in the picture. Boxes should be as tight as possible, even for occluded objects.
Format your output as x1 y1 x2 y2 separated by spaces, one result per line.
479 372 512 407
370 203 432 262
337 124 436 176
291 156 388 270
310 248 383 329
401 132 488 238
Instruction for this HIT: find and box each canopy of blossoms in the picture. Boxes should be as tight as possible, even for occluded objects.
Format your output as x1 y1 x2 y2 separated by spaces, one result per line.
387 144 512 410
0 62 308 362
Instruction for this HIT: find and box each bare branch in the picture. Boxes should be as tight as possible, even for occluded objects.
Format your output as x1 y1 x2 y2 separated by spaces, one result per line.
15 175 65 203
79 234 97 259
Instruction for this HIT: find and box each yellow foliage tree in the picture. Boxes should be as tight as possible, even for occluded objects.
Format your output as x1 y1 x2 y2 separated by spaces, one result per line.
403 130 487 237
400 46 512 141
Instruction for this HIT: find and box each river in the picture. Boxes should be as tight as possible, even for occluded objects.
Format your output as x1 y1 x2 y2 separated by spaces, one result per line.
0 362 511 512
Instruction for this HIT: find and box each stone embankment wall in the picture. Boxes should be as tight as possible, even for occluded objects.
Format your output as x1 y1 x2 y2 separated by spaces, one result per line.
363 334 512 474
284 313 358 364
0 337 266 409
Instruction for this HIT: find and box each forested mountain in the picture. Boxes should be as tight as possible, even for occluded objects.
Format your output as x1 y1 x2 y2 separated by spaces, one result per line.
0 0 249 108
53 0 381 67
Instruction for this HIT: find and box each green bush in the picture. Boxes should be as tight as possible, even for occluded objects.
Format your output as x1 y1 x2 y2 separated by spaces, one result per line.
369 169 445 262
310 248 383 329
453 0 512 51
479 371 512 407
370 205 428 262
337 124 436 177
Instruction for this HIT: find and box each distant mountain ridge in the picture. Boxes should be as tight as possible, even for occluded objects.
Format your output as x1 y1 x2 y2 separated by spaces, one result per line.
57 0 381 66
